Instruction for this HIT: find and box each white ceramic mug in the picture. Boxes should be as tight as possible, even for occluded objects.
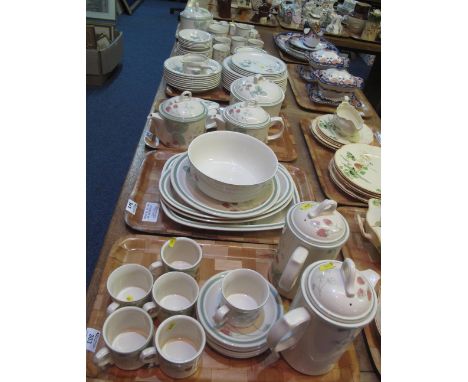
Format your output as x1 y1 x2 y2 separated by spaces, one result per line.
106 264 154 316
213 269 269 328
212 43 230 63
230 36 247 54
214 36 231 47
94 307 154 370
229 22 254 38
149 237 203 279
143 271 199 322
140 315 206 379
247 38 264 48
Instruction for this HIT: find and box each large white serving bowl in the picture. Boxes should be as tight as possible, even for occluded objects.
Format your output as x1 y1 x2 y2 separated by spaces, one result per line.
187 131 278 203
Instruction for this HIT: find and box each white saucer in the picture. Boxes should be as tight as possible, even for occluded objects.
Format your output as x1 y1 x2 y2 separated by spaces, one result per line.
196 271 283 353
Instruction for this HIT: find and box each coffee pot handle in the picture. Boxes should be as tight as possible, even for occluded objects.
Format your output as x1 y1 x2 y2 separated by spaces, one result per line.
267 307 311 353
278 246 309 292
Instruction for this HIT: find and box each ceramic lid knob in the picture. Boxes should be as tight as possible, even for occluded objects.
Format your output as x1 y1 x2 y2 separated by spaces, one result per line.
224 100 270 126
160 91 206 121
290 200 347 244
231 75 284 105
306 259 378 323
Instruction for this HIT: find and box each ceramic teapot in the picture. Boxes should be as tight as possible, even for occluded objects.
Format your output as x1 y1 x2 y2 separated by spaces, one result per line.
332 96 364 142
267 258 380 375
270 200 350 299
148 91 217 149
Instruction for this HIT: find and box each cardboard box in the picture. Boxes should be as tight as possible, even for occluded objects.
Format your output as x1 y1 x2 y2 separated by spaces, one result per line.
86 31 123 76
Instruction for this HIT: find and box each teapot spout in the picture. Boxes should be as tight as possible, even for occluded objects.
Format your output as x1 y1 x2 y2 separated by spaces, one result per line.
361 269 380 289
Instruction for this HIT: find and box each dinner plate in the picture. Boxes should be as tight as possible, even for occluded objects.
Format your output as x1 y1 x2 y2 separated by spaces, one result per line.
178 28 212 44
196 271 283 352
170 154 281 219
164 55 222 77
231 52 287 76
328 160 370 202
334 143 381 195
331 160 381 199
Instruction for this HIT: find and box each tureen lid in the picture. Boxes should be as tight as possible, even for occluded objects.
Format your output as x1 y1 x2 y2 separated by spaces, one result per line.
315 68 363 88
309 49 347 66
288 200 348 245
180 2 213 20
160 91 206 121
223 101 270 126
305 259 378 324
231 75 284 105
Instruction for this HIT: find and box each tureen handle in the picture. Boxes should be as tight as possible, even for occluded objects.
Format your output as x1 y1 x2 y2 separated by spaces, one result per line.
180 90 192 101
307 199 337 219
360 269 381 289
341 258 356 297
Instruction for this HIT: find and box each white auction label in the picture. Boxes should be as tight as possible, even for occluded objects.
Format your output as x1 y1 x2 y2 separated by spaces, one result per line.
126 199 138 215
142 202 160 222
86 328 101 353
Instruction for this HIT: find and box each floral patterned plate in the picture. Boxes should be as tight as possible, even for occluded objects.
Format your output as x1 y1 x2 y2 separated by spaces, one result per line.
230 52 287 76
328 160 371 203
315 115 374 146
170 153 281 219
334 144 381 195
196 271 283 352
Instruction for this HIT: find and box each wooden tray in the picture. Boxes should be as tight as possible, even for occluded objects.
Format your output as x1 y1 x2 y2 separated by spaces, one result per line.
338 207 381 375
86 234 360 381
166 85 231 103
287 64 373 118
145 106 298 162
299 119 366 207
124 151 315 244
209 5 279 28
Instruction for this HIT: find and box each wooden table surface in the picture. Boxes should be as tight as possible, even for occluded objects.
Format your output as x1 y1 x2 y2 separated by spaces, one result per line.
86 21 381 381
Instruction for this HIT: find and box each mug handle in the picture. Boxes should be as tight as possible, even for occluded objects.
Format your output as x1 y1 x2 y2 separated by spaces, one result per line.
356 214 373 240
214 113 226 130
106 302 120 316
143 301 159 318
140 346 159 367
278 246 309 292
267 117 285 141
267 307 311 353
149 260 164 279
93 347 113 368
213 304 230 326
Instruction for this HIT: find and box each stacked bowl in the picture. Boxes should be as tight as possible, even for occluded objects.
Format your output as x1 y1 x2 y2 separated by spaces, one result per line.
164 54 222 93
222 51 288 92
159 131 299 232
175 28 213 58
329 143 381 202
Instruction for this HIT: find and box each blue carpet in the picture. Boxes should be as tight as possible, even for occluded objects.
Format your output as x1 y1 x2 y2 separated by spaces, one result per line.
87 1 178 287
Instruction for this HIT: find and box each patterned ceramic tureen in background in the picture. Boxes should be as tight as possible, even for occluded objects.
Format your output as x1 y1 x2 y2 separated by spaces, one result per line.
308 49 349 70
314 68 363 91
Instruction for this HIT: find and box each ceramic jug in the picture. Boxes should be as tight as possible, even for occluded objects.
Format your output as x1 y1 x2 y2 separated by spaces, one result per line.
148 91 217 149
270 200 349 299
332 96 364 142
267 258 380 375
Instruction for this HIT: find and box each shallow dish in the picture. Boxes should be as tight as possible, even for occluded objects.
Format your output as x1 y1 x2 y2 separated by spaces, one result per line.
187 131 278 203
314 68 364 92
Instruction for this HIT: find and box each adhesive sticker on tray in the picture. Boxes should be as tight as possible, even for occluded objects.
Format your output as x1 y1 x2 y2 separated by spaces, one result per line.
142 202 159 222
126 199 138 215
86 328 101 353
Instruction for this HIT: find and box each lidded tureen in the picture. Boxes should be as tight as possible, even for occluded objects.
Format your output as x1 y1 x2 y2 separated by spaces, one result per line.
314 68 364 91
230 75 285 117
308 49 349 70
223 100 271 128
180 2 213 31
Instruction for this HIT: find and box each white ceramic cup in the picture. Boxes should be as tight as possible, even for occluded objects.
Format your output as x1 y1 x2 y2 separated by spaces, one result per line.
214 35 231 47
143 271 199 322
150 237 203 279
106 264 154 316
94 307 154 370
212 43 230 64
247 38 264 48
213 269 269 328
140 315 206 379
230 36 247 54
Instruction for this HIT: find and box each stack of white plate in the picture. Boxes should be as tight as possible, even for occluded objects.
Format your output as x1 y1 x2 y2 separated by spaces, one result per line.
329 143 381 202
164 55 222 93
310 115 374 150
175 28 213 58
221 52 288 93
196 271 283 358
159 153 299 231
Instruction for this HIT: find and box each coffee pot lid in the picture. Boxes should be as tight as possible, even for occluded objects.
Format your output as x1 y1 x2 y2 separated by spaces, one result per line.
305 259 378 324
288 200 348 244
160 91 206 121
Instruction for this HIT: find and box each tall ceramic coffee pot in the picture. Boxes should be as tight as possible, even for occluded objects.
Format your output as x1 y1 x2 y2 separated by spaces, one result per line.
270 200 350 299
267 258 380 375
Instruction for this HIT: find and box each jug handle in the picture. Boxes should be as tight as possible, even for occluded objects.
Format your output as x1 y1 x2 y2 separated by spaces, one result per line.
278 246 308 292
214 113 226 130
356 214 372 240
267 307 311 353
267 117 285 141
